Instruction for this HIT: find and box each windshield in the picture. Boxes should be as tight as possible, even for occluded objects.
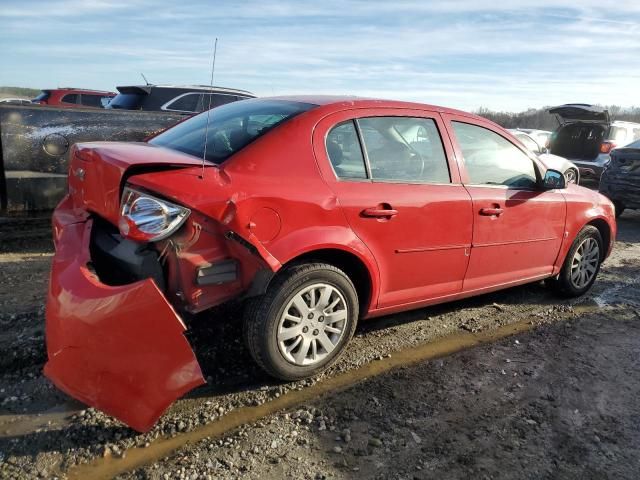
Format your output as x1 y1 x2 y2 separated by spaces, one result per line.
107 93 144 110
149 99 316 164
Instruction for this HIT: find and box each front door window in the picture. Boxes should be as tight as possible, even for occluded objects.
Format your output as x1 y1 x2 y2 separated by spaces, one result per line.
452 121 537 189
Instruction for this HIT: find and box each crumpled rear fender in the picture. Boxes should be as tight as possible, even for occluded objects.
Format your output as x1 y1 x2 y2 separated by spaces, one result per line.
44 214 205 432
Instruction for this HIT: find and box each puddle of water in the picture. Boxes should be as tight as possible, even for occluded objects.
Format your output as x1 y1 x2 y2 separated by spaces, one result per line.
572 300 604 315
66 318 537 480
0 403 77 437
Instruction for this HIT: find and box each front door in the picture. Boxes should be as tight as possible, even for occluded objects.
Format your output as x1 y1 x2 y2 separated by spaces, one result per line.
443 116 566 291
313 109 473 309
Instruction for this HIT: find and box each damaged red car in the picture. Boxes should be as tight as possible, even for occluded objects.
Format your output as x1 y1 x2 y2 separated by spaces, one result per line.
45 96 616 432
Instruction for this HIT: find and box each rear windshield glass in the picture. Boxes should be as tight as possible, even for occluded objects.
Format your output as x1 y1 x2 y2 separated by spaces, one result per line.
149 99 316 164
32 91 50 102
107 93 144 110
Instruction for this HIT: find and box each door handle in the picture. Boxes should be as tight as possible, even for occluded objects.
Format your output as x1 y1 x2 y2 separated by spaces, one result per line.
361 207 398 218
479 207 504 216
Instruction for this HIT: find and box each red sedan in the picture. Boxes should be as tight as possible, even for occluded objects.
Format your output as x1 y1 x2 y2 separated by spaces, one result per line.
44 96 616 431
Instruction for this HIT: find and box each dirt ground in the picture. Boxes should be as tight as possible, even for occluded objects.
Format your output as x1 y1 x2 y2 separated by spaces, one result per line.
0 211 639 479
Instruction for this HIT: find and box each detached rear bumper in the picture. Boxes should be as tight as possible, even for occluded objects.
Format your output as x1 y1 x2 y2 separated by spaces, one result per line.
44 203 205 432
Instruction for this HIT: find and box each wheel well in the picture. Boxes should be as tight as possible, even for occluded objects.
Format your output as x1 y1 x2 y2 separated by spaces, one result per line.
282 249 373 316
587 218 611 259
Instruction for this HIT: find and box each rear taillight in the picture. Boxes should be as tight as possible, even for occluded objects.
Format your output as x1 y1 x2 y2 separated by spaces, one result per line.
119 187 190 242
600 141 616 154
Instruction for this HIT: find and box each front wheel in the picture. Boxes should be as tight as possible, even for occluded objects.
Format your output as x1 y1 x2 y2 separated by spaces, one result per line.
547 225 603 297
243 263 358 381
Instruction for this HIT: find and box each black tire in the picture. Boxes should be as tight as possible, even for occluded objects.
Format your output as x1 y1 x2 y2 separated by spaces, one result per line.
612 200 625 218
243 263 359 381
547 225 603 297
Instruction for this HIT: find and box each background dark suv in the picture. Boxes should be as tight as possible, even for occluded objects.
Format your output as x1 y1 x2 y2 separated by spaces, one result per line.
106 84 255 114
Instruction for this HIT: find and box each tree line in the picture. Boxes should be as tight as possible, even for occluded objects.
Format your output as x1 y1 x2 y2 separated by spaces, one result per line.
475 105 640 130
0 86 41 98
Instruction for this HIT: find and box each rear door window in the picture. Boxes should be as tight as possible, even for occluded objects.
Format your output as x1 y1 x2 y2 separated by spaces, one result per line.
195 93 238 112
164 93 200 113
452 121 537 189
61 93 78 104
79 94 102 108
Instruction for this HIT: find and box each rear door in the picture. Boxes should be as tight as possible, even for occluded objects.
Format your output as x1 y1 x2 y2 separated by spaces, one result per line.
443 115 566 291
313 108 473 309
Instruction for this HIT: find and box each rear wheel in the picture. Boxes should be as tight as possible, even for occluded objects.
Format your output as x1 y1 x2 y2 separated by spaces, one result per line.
243 263 358 380
548 225 603 297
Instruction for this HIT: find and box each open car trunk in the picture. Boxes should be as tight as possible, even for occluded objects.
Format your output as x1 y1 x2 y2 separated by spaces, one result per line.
549 123 607 161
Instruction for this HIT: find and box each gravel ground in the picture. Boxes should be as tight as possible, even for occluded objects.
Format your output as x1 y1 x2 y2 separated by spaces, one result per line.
0 211 639 479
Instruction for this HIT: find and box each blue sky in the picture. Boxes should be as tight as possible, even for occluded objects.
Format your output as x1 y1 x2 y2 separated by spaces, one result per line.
2 0 640 111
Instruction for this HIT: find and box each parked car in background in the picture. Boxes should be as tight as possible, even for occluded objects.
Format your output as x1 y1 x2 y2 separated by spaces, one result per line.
0 98 33 105
32 88 117 108
511 128 552 151
509 129 579 184
0 85 254 213
106 84 255 113
44 96 616 432
599 138 640 217
548 104 640 183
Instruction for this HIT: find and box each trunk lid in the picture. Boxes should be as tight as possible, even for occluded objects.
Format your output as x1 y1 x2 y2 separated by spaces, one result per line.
68 142 211 225
548 104 610 125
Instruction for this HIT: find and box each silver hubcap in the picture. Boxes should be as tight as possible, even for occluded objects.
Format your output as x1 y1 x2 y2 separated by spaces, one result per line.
565 169 577 184
570 237 600 289
277 283 348 366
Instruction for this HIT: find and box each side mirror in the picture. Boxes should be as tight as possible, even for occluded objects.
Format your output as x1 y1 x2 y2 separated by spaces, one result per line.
542 169 566 190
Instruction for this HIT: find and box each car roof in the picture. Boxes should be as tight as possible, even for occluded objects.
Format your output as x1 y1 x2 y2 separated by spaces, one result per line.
267 95 491 123
47 88 116 95
611 120 640 127
116 84 255 96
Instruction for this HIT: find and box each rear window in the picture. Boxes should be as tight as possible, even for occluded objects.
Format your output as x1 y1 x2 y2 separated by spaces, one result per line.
32 91 50 102
107 93 144 110
150 99 316 164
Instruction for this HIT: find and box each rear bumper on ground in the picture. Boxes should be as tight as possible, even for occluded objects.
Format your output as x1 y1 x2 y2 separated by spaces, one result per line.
44 202 205 432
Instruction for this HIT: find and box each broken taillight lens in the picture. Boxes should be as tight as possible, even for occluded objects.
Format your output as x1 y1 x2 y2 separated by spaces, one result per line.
119 187 190 242
600 141 616 154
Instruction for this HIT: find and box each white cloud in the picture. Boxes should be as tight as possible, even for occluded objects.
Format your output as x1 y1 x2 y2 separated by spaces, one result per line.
2 0 640 111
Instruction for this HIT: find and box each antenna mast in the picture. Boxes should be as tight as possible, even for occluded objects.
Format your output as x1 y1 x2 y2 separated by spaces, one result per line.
201 38 218 180
140 73 150 85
